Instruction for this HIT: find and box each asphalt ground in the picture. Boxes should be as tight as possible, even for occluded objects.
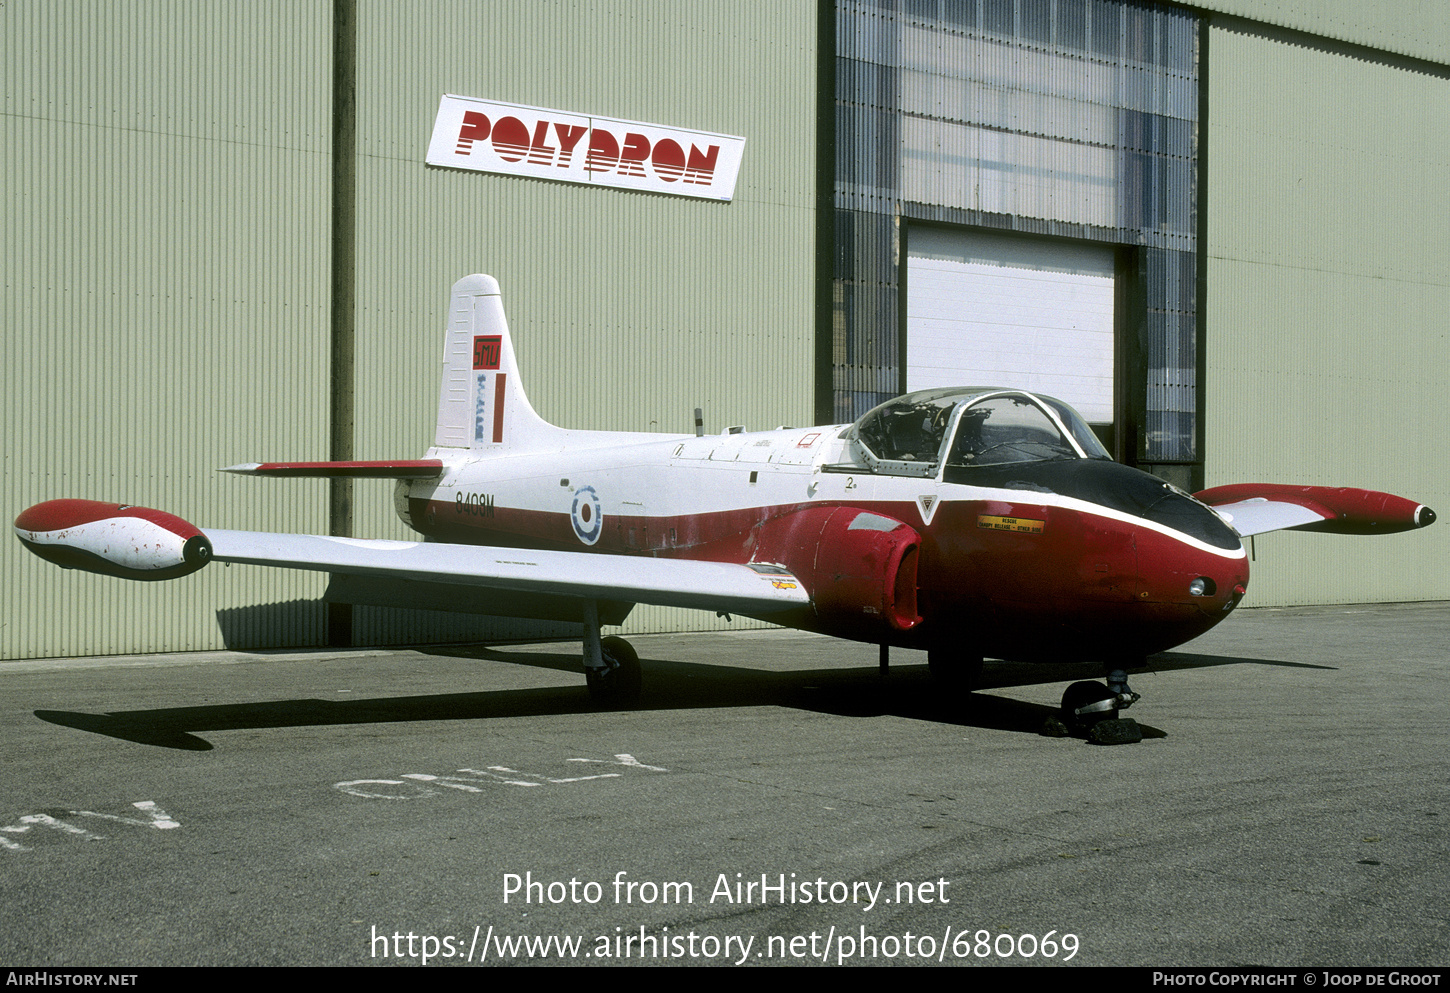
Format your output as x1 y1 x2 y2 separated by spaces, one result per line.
1 601 1447 968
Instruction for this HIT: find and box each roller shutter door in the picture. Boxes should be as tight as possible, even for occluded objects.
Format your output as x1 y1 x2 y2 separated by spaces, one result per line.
906 227 1116 424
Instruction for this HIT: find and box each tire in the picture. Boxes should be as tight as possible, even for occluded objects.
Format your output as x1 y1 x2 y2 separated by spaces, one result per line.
1061 680 1117 726
586 636 642 707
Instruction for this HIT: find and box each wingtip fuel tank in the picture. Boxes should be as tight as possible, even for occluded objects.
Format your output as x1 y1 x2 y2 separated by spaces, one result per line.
14 500 213 581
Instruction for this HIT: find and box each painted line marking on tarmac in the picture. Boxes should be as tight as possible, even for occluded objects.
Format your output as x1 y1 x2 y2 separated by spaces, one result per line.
335 753 667 800
0 801 180 853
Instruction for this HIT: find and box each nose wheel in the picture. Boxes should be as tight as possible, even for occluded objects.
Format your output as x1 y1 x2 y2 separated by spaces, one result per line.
1047 668 1143 744
1061 680 1121 723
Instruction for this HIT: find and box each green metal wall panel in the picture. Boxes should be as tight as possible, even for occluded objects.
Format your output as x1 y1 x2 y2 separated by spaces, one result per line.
1193 1 1450 65
2 1 334 659
347 1 818 641
1205 25 1450 606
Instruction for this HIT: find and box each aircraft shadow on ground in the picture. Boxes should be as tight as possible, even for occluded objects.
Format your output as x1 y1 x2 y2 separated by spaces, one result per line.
33 646 1316 751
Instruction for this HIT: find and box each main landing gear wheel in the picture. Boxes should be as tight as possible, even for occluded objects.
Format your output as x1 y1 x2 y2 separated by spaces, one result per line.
585 636 642 707
927 650 983 693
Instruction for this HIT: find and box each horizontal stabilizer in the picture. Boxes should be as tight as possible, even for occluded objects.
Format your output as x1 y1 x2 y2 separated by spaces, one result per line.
221 461 444 479
205 529 810 617
1195 484 1435 538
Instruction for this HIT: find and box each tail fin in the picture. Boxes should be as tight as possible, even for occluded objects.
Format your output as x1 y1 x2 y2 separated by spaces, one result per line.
433 274 558 451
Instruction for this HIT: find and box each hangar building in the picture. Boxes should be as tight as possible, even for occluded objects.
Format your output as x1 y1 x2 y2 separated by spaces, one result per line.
3 1 1446 659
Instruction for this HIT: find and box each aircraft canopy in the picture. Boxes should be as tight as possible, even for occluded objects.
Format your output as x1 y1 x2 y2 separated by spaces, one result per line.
851 388 1110 478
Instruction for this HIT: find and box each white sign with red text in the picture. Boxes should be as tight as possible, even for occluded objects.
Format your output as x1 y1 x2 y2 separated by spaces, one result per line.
426 95 746 201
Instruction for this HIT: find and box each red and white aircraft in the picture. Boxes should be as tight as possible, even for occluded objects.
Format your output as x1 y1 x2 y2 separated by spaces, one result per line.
14 275 1436 729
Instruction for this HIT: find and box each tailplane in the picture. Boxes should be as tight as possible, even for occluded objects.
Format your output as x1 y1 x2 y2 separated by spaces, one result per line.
434 274 560 451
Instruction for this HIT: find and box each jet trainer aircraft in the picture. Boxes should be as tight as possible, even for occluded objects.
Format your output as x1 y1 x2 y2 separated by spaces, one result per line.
14 275 1436 731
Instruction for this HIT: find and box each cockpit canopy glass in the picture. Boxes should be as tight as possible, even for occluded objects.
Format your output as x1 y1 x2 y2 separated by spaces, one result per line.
851 388 1110 475
949 394 1076 466
1036 395 1112 462
854 388 964 468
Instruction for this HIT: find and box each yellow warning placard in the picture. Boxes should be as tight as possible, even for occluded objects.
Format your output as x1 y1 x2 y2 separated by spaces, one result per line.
977 514 1045 534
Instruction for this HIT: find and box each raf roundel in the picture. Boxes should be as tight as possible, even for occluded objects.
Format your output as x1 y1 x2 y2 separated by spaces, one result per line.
570 486 603 546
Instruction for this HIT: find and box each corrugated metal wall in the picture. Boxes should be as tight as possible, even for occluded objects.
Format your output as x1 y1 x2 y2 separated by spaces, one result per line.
341 0 818 643
1204 24 1450 605
1194 1 1450 65
2 1 334 659
3 0 817 658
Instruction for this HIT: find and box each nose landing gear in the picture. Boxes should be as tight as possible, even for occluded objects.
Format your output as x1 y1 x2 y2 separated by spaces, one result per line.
1043 667 1144 744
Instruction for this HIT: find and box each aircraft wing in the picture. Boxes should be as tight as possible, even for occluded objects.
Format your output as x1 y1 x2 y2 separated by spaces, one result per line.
12 499 804 615
1194 484 1436 538
205 529 809 616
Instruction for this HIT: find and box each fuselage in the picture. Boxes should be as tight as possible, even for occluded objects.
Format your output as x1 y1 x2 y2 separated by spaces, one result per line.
397 417 1250 664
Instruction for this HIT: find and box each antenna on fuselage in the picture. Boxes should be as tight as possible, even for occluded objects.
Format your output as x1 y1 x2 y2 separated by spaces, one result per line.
694 407 704 438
